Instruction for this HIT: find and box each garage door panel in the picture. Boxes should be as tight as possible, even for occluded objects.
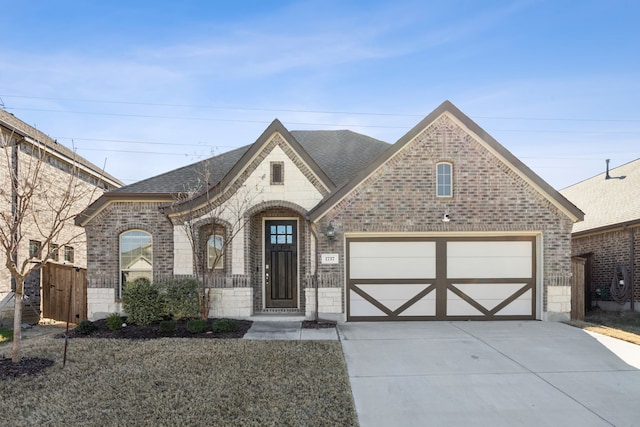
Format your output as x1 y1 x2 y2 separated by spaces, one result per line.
448 241 532 279
446 292 485 316
399 296 436 316
350 258 436 279
349 292 388 317
350 241 436 258
452 283 530 303
495 290 532 315
351 284 436 316
350 241 436 279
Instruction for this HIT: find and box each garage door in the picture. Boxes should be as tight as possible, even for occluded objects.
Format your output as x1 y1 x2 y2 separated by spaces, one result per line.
346 236 536 321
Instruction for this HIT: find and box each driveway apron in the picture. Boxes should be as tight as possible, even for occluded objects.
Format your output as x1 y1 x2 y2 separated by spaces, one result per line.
338 321 640 427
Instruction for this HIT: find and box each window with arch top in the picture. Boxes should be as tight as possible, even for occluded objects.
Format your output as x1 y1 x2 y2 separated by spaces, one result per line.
119 230 152 298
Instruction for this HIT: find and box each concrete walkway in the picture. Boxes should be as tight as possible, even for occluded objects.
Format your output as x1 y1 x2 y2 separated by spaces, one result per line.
243 317 338 340
338 321 640 427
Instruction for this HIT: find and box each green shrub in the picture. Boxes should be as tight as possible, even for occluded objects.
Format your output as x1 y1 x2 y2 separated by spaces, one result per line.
162 278 200 320
0 327 13 342
186 319 207 334
122 278 163 326
212 318 236 333
106 313 123 331
159 320 177 332
76 320 97 335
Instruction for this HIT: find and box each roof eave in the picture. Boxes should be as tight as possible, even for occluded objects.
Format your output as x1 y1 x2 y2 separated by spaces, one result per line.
75 192 175 227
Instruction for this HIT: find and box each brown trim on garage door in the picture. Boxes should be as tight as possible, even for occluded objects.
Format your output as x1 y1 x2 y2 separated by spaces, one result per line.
346 235 536 321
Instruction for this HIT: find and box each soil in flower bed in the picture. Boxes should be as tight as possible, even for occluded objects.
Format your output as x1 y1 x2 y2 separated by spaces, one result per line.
301 320 337 329
0 357 55 380
65 318 253 340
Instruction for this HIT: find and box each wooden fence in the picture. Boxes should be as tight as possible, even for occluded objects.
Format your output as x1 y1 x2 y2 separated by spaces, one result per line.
42 263 87 323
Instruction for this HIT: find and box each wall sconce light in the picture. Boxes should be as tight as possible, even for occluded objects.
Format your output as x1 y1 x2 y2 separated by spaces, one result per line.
442 213 450 223
325 221 336 242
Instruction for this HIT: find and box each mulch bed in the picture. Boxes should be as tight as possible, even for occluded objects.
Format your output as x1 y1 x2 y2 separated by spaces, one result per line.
64 318 253 340
1 318 253 380
0 357 55 380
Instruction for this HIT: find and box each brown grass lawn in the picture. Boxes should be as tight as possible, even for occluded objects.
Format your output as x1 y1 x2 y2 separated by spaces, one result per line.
0 335 358 426
568 308 640 346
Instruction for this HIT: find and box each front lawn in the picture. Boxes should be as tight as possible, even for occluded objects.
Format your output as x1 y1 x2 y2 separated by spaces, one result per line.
0 335 358 426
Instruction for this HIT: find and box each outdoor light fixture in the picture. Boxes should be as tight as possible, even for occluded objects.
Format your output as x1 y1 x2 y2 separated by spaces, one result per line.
325 221 336 242
442 213 450 223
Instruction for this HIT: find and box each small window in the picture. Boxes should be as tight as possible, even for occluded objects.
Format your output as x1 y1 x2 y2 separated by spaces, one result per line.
207 234 224 270
49 244 59 261
271 162 284 185
64 246 74 263
29 240 41 258
436 162 453 197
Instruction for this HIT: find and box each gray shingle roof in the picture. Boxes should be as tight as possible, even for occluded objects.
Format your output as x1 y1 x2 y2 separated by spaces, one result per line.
560 158 640 233
112 145 251 194
0 109 123 187
113 128 390 194
291 130 390 187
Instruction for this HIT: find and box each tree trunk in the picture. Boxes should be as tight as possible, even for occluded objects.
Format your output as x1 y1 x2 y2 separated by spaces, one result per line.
12 289 23 363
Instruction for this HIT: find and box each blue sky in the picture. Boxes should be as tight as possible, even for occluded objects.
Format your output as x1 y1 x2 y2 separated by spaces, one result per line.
1 0 638 189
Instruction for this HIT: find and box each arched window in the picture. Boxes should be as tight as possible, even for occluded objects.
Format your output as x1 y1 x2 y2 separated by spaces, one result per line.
119 230 152 298
436 162 453 197
207 234 224 270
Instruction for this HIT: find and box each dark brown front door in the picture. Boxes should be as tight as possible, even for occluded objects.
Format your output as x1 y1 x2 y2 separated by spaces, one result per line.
265 220 297 308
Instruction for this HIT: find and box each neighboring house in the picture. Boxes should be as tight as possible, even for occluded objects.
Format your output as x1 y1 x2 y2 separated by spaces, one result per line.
77 101 583 322
561 159 640 312
0 109 122 323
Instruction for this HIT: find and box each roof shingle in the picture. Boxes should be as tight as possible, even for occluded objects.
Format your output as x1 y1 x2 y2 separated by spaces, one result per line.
561 158 640 233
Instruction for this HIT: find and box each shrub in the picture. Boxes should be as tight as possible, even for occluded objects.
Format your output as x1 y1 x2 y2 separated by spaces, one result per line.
186 319 207 334
106 313 123 331
159 320 177 332
122 278 162 326
76 320 97 335
212 318 236 333
0 327 13 343
162 278 200 320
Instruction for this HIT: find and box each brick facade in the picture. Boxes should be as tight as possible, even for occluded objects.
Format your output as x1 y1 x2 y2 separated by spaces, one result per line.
84 201 174 289
80 106 578 321
572 226 640 307
316 115 575 315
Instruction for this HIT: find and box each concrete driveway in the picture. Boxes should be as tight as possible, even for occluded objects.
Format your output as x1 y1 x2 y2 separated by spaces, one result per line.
338 321 640 427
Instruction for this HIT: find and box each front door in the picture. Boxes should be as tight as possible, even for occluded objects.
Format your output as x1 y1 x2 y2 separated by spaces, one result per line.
265 220 298 308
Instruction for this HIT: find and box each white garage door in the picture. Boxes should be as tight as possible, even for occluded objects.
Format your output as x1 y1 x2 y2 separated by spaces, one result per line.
346 236 536 321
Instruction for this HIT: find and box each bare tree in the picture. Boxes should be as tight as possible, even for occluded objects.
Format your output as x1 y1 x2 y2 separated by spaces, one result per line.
170 159 263 320
0 129 98 363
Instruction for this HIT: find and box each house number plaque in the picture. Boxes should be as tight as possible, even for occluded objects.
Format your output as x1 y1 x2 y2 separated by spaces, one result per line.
321 254 339 264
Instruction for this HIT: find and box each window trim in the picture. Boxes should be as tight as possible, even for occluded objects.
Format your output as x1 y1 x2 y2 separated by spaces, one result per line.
119 230 153 300
270 161 284 185
436 162 453 198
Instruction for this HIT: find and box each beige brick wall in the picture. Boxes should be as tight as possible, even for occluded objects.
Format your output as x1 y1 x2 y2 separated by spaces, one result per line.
0 140 109 300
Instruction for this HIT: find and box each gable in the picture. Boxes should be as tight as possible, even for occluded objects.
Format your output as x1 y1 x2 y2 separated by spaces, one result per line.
310 100 583 224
